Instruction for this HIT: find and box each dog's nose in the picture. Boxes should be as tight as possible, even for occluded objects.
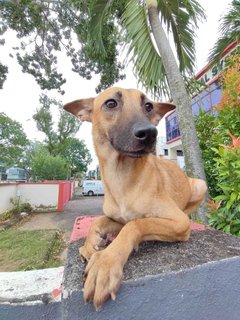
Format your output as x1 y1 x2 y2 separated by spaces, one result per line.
133 124 158 142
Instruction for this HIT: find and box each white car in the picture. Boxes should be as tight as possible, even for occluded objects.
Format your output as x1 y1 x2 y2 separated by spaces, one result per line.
82 180 104 196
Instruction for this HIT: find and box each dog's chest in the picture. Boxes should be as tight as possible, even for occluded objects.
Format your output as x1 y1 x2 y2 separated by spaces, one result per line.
118 200 137 223
105 200 141 224
104 187 147 224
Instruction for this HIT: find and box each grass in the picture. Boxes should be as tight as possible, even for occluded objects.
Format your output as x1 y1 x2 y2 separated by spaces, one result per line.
0 229 65 272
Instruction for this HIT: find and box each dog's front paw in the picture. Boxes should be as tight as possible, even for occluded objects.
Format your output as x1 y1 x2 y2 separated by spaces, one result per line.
79 244 97 262
83 249 123 310
79 231 108 262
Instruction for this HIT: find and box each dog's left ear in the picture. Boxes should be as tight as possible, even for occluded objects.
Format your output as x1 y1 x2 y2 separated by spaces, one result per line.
151 102 176 126
64 98 95 122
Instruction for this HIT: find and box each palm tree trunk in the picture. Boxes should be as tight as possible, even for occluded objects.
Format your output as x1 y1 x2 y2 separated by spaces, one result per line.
146 0 208 222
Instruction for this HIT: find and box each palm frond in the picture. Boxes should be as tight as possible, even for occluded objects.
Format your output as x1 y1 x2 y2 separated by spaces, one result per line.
208 0 240 63
157 0 206 74
88 0 114 55
121 0 170 98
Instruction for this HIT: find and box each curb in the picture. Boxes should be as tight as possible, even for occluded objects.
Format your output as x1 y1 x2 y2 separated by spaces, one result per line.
0 267 64 320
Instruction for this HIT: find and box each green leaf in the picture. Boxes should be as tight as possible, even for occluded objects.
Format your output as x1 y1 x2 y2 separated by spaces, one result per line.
214 195 228 202
223 224 231 234
230 191 237 203
216 222 226 230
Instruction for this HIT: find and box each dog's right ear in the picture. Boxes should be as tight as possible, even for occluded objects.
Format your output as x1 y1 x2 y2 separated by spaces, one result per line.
64 98 94 122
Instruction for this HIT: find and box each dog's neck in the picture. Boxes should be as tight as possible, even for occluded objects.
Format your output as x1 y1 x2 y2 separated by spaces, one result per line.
94 140 156 222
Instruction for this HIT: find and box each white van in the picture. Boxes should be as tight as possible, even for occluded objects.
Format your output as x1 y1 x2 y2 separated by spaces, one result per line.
82 180 104 196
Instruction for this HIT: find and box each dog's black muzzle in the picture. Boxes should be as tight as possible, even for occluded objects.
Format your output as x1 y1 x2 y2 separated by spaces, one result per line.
133 123 158 145
110 120 158 158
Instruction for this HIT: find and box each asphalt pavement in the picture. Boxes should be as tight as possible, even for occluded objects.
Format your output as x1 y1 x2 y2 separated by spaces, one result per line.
18 195 104 242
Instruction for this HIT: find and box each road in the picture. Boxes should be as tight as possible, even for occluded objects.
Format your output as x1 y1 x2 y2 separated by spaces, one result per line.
18 196 104 241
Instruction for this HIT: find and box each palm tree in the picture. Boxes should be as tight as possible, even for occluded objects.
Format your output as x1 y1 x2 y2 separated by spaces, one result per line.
209 0 240 63
89 0 208 221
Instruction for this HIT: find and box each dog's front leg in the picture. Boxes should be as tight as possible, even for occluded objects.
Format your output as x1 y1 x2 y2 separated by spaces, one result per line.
83 212 190 310
80 216 123 262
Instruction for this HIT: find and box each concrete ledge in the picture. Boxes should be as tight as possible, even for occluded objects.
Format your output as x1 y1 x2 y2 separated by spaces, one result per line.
62 229 240 320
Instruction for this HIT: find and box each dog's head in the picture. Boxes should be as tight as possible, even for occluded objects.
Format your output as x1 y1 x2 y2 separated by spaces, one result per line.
64 87 175 158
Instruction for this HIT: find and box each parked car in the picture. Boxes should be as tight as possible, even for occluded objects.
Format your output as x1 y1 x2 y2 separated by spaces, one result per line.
82 180 104 196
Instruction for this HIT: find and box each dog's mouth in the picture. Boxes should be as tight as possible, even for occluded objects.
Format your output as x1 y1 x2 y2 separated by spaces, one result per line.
111 141 154 158
120 149 148 158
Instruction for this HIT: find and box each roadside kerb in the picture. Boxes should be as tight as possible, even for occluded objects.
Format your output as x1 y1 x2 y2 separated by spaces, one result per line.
0 267 64 320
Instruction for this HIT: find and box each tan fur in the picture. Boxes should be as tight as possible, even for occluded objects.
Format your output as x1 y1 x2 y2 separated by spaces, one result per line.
64 87 207 310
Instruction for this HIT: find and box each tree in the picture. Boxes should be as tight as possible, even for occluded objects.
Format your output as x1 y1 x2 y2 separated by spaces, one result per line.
19 140 48 175
1 2 208 219
31 148 68 181
89 0 208 221
0 112 29 166
33 95 92 176
209 0 240 64
33 94 80 155
0 0 126 92
61 138 92 176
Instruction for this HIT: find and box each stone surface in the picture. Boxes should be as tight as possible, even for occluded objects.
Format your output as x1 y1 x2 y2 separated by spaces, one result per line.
63 229 240 290
62 229 240 320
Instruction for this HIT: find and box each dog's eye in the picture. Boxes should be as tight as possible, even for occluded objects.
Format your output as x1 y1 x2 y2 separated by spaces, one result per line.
144 102 153 112
105 99 117 109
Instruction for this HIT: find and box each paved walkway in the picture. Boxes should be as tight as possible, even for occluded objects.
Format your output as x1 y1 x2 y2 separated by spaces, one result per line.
18 196 104 242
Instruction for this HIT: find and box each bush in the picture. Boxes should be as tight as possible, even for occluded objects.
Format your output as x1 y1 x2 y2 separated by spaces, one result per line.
196 53 240 235
194 109 221 197
207 132 240 236
0 198 32 221
195 52 240 197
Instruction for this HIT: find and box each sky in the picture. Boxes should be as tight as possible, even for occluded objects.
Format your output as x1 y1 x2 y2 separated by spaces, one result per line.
0 0 232 170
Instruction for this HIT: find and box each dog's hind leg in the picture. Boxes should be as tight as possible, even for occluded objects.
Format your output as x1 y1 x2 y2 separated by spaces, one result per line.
183 178 208 216
79 216 123 262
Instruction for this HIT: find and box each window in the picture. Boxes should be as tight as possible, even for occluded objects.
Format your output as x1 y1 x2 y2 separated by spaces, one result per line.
165 79 222 142
177 150 183 156
166 111 181 142
164 149 169 156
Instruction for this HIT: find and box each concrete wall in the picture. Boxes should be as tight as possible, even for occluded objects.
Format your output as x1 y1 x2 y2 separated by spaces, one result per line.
0 182 73 214
0 183 17 213
18 183 59 209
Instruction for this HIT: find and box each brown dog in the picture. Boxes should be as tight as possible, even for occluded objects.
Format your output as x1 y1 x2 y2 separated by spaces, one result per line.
64 87 207 310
